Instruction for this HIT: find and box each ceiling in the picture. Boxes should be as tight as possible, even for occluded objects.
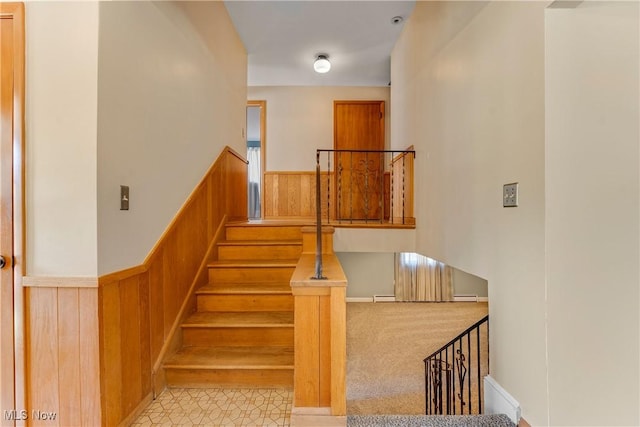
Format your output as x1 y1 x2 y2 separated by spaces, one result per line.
224 1 416 87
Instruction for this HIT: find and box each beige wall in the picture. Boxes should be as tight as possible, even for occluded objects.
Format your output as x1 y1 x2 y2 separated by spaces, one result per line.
392 1 548 423
336 252 395 298
26 2 247 276
393 1 639 425
545 2 639 425
248 86 391 171
97 2 247 274
26 2 100 276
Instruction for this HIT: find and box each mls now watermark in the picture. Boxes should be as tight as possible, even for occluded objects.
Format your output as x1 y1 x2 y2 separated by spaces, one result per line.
4 410 57 421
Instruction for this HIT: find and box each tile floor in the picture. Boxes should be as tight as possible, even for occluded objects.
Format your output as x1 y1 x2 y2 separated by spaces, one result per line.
131 388 292 427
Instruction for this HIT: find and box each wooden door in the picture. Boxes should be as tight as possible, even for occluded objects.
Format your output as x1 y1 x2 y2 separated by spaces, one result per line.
0 4 24 423
333 101 384 220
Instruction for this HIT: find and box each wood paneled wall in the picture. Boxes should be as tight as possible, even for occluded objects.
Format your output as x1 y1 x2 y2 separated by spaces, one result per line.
24 283 101 427
99 146 247 426
264 171 333 220
23 147 247 426
264 169 413 225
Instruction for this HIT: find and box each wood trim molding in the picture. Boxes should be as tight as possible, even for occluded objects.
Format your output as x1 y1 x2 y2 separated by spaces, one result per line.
1 3 27 417
98 265 147 287
22 276 99 288
224 145 249 165
247 100 266 218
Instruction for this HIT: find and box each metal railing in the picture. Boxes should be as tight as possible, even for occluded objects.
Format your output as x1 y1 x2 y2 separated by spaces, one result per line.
315 149 415 225
424 315 489 415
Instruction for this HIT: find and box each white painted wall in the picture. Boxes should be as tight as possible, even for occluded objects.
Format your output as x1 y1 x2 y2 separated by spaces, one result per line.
26 2 99 276
97 2 247 274
545 3 639 425
392 2 548 423
248 86 391 171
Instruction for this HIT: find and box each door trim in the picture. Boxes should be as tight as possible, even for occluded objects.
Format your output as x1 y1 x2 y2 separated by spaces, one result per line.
247 100 266 219
1 2 26 419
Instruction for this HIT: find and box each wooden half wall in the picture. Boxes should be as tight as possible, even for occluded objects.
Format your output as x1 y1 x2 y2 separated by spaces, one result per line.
22 147 247 426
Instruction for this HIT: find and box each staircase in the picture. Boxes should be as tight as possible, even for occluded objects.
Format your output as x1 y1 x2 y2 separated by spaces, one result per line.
163 222 303 388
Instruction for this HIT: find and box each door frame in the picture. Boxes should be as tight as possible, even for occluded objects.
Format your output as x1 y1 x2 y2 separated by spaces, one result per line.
247 100 266 219
0 2 26 420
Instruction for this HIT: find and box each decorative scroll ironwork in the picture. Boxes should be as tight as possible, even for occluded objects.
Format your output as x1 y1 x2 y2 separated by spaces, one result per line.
455 348 467 411
428 359 451 415
315 149 415 225
424 315 489 416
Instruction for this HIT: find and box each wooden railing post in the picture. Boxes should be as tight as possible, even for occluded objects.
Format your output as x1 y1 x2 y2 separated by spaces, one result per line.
290 226 347 423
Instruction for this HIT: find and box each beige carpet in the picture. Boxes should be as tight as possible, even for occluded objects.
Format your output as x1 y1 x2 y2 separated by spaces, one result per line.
346 302 489 415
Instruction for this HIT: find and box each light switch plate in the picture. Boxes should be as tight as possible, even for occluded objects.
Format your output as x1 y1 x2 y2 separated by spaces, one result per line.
503 183 518 207
120 185 129 210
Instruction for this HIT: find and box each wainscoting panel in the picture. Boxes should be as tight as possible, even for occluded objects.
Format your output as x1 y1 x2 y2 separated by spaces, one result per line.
25 285 101 426
23 147 247 427
98 146 248 426
264 171 333 220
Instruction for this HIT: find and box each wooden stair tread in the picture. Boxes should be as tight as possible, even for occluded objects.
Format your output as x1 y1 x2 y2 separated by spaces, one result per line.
183 311 293 327
209 260 298 268
164 346 294 369
226 220 312 227
218 239 302 247
197 283 291 295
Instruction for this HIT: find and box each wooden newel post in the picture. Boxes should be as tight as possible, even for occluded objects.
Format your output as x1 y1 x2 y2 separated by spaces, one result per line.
290 227 347 422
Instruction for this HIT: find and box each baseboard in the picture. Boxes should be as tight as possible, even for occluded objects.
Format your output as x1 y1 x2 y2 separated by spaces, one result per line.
373 295 395 302
453 295 489 302
290 407 346 427
346 297 373 303
484 375 521 424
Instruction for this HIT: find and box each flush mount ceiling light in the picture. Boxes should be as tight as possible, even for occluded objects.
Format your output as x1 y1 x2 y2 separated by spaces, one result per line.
313 54 331 74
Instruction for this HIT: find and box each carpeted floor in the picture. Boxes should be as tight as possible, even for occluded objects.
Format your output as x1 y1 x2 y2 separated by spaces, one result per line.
347 414 514 427
346 302 489 415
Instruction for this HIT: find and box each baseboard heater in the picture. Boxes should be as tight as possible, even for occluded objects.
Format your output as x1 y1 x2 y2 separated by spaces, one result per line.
453 294 489 302
373 295 396 303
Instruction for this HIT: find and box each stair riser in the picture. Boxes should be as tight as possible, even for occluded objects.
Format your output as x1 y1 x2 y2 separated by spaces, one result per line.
218 245 302 261
209 267 295 283
165 368 293 388
182 327 294 347
197 294 294 312
226 226 302 241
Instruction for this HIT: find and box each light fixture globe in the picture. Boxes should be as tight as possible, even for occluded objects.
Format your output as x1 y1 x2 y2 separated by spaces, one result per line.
313 54 331 74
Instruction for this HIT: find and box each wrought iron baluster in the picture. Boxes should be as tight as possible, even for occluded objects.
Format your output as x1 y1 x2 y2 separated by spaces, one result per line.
467 331 472 414
402 153 406 225
350 152 353 224
364 151 370 222
477 324 481 414
456 338 467 413
380 152 384 223
327 152 331 224
337 154 342 224
424 315 489 416
390 157 394 224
